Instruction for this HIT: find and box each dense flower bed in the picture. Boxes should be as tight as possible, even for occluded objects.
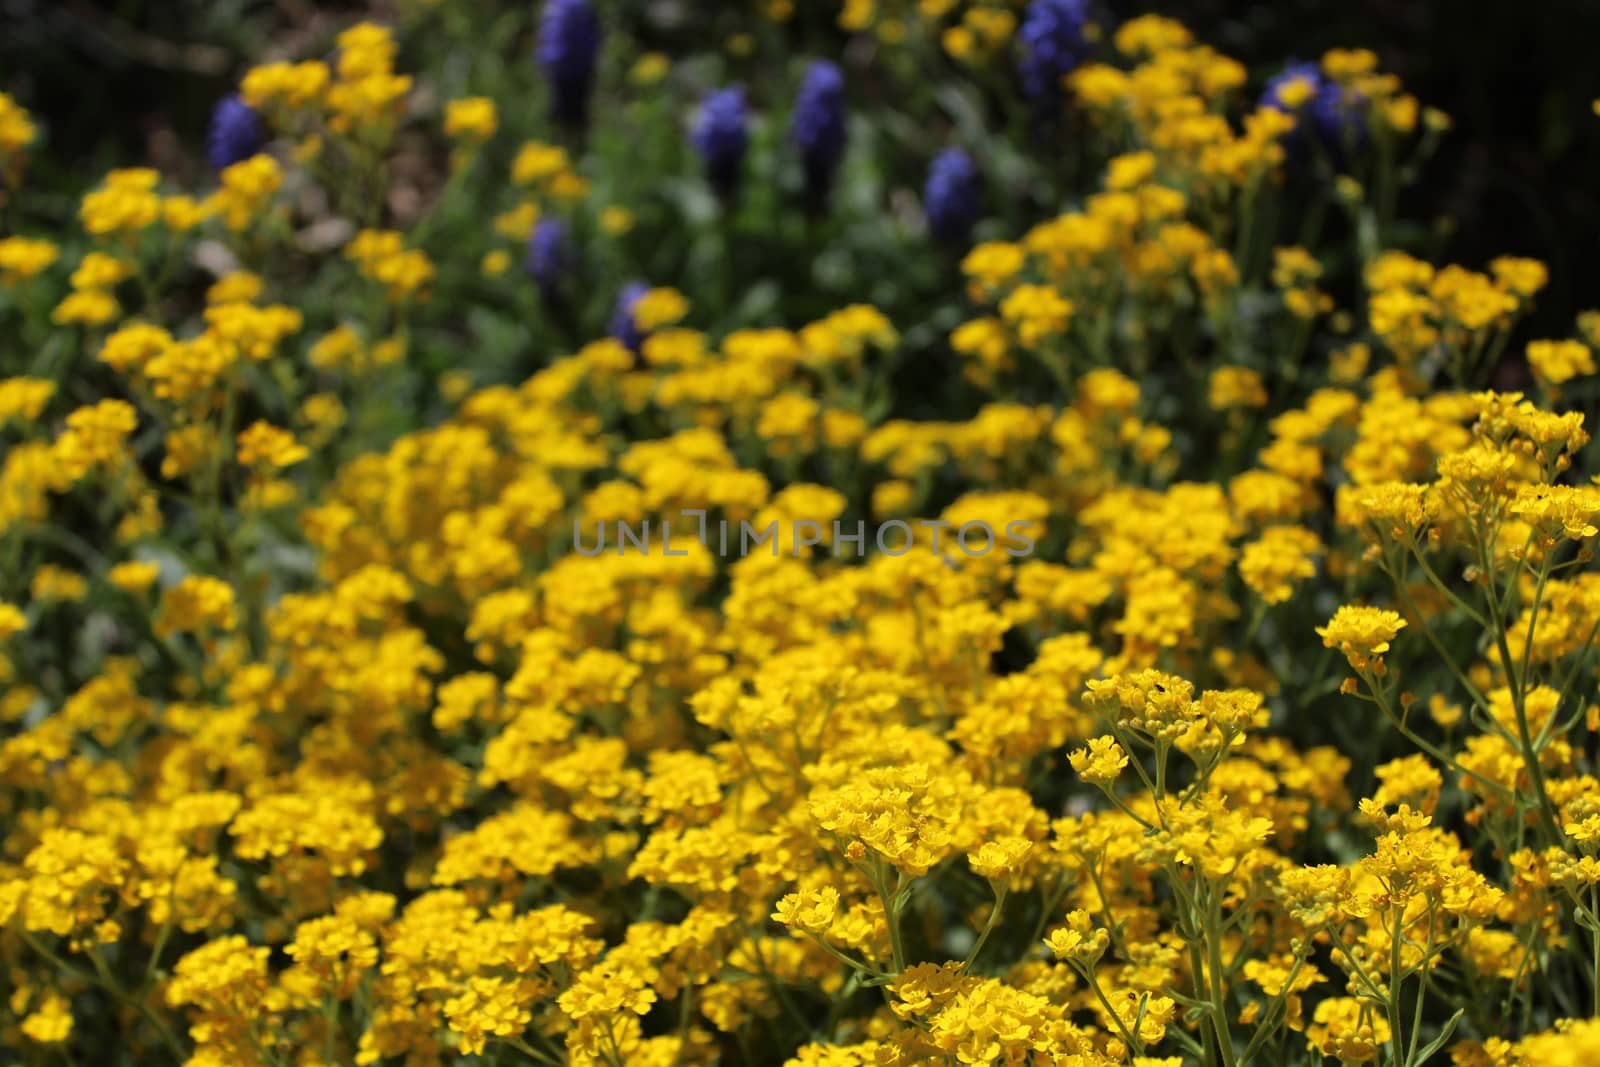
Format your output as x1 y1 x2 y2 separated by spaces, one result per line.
2 4 1599 1065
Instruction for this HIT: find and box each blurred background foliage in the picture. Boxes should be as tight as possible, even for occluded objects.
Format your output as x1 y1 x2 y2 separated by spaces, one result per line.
4 0 1598 362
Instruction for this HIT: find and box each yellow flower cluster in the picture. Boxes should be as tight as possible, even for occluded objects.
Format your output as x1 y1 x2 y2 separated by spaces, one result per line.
2 11 1599 1067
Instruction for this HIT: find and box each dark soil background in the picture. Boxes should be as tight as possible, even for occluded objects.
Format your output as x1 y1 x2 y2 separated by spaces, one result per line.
1165 0 1600 343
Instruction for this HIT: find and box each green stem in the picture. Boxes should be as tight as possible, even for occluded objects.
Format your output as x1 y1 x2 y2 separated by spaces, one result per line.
960 887 1007 973
1077 961 1143 1056
504 1034 562 1066
1384 556 1492 717
876 865 907 975
38 938 186 1061
1591 887 1600 1018
1361 679 1511 800
673 983 693 1066
142 907 176 989
1201 891 1240 1067
1388 905 1405 1067
1482 549 1562 841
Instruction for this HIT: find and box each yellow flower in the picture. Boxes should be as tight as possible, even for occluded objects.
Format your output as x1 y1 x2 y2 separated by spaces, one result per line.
19 992 72 1044
1317 605 1406 672
345 229 434 302
1490 255 1549 299
162 194 213 231
1306 997 1389 1064
241 60 330 111
1272 246 1323 289
481 249 511 277
51 289 119 327
0 601 25 640
236 421 309 469
68 253 131 292
511 141 572 185
961 241 1025 297
0 91 38 155
1068 736 1128 785
942 26 977 62
1510 485 1600 543
0 377 55 424
210 154 282 231
998 284 1073 347
1208 365 1268 410
630 52 671 87
299 392 346 440
444 976 539 1055
633 288 689 332
1527 339 1595 388
156 575 237 636
205 302 303 361
1276 75 1319 110
444 96 497 142
967 836 1034 883
1044 911 1110 966
52 398 137 478
207 271 264 305
1114 14 1191 56
0 236 58 282
1239 525 1322 605
1105 150 1157 190
772 886 840 934
80 168 161 236
108 560 161 594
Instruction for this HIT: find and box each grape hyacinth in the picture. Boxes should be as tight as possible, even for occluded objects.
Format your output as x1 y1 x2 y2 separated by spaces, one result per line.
790 60 847 212
538 0 602 129
524 218 570 301
1262 60 1366 154
1311 81 1367 148
1018 0 1091 106
207 95 266 171
609 281 650 354
692 87 750 203
924 147 981 246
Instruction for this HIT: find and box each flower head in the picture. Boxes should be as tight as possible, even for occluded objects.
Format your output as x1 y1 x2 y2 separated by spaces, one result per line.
692 86 750 201
538 0 602 127
1317 604 1406 672
1262 60 1365 155
609 281 650 354
791 60 848 210
1068 735 1128 786
0 91 37 158
1527 339 1595 389
207 95 267 171
1018 0 1091 104
772 886 839 934
924 147 981 246
1261 61 1324 114
444 96 498 143
524 217 571 299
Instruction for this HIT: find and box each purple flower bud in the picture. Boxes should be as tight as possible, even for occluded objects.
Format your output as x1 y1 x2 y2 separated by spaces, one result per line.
790 61 847 210
207 95 266 171
524 218 570 298
538 0 602 128
1262 61 1367 159
692 87 750 202
1019 0 1091 104
610 281 650 353
924 147 981 246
